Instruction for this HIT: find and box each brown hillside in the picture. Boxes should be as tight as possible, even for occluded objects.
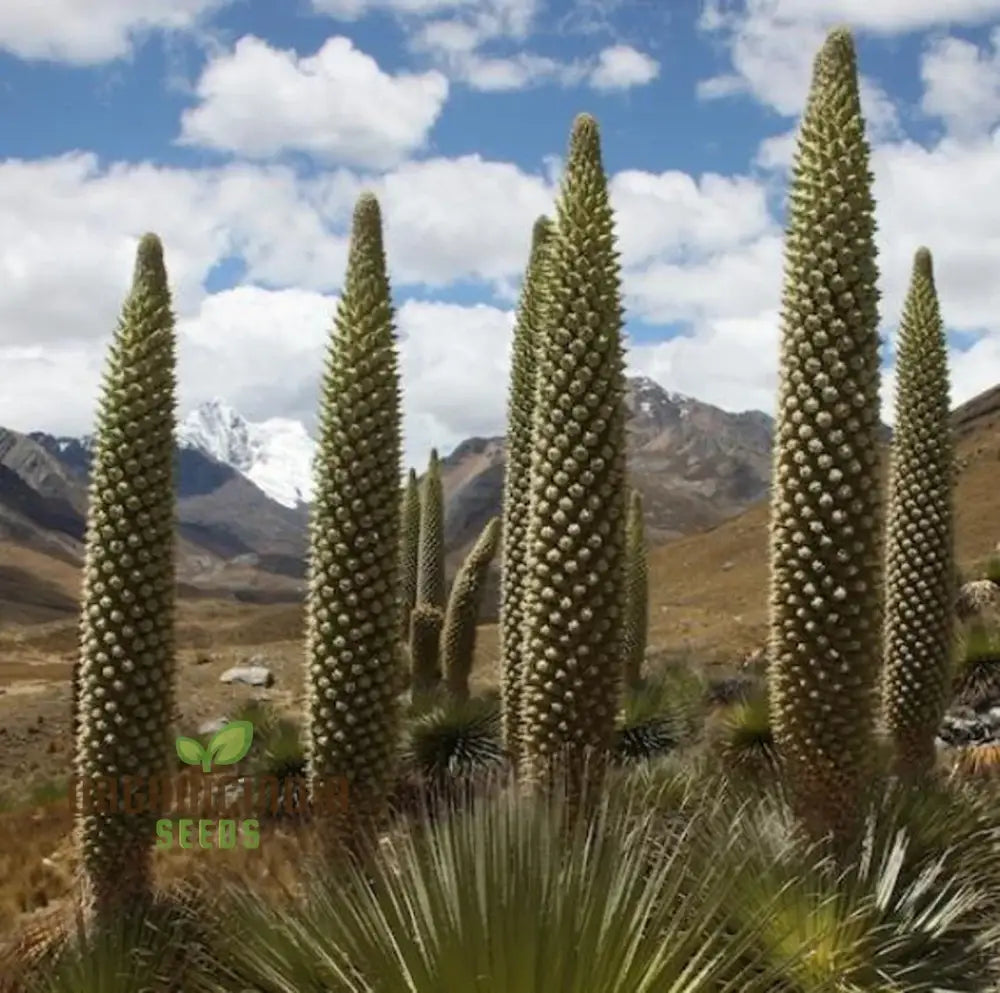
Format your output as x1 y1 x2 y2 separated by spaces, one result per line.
648 385 1000 663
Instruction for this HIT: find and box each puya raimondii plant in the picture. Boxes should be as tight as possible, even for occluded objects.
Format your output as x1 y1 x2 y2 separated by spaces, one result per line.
499 215 553 764
416 448 446 611
622 489 649 692
303 192 403 841
767 27 884 845
398 468 421 642
443 517 501 703
881 248 956 780
409 449 446 693
518 114 628 794
74 232 179 923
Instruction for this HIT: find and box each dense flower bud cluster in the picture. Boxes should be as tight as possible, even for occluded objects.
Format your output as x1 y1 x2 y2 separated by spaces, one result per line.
444 517 500 702
519 115 628 789
882 248 955 776
767 29 884 841
416 449 446 611
622 490 648 691
75 233 178 917
304 193 403 827
500 216 553 759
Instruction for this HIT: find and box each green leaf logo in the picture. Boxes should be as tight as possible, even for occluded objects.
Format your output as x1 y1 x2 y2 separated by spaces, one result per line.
175 721 254 773
207 720 254 768
176 736 207 769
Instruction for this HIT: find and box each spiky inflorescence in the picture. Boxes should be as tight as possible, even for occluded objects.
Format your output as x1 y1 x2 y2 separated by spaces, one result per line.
499 215 553 762
75 233 178 921
304 192 402 839
882 248 955 780
518 114 628 792
398 468 421 642
443 517 501 703
415 449 446 611
409 603 444 695
767 28 883 844
622 489 649 691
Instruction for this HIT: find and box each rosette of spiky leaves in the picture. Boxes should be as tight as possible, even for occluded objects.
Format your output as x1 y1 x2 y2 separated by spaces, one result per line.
518 114 628 794
205 780 804 993
696 780 1000 993
402 697 504 787
499 215 553 762
443 517 500 703
706 691 780 787
304 192 402 839
74 233 178 922
409 603 444 696
622 489 648 691
415 449 445 611
952 622 1000 711
398 468 421 642
881 248 955 780
614 662 707 765
767 27 883 844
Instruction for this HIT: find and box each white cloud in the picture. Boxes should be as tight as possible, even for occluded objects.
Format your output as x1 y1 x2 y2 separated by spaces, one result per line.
921 29 1000 139
610 170 773 268
352 155 553 282
0 0 228 64
588 44 659 91
312 0 468 17
179 35 449 168
5 82 1000 456
696 3 901 138
629 311 781 418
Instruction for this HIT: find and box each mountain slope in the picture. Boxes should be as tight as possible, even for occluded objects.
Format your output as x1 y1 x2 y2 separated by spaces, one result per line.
177 399 316 509
644 381 1000 665
440 376 777 554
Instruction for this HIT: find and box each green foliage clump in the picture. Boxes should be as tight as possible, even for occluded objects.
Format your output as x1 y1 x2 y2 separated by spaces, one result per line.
402 697 504 783
416 449 446 611
74 232 178 921
398 468 421 641
881 248 956 779
303 192 403 835
766 27 884 843
442 517 500 703
499 215 553 762
518 114 628 793
622 489 649 691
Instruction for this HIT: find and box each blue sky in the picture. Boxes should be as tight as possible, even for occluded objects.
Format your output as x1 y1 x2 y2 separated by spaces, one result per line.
1 0 999 466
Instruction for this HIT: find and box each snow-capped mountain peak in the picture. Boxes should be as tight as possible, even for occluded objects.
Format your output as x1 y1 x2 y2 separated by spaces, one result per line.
178 399 316 509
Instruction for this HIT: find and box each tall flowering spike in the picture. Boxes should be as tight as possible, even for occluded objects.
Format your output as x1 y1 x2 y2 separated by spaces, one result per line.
519 114 628 791
622 489 649 691
500 215 553 760
415 448 446 610
409 603 443 695
444 517 501 703
75 232 178 922
398 468 421 641
304 192 402 838
882 248 955 779
767 27 883 844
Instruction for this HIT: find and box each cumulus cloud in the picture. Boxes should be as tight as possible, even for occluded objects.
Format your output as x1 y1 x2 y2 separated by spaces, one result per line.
178 35 449 168
921 29 1000 139
4 52 1000 455
588 44 659 91
0 0 229 64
